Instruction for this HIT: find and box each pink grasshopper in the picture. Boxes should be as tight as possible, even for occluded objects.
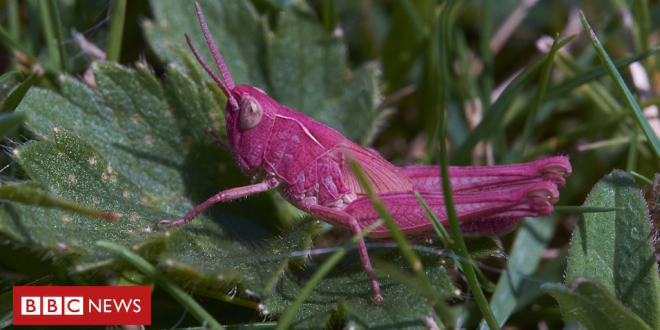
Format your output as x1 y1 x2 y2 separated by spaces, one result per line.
156 2 572 304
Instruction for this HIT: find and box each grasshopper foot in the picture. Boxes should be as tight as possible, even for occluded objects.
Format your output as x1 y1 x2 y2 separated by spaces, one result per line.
373 294 383 304
155 218 186 228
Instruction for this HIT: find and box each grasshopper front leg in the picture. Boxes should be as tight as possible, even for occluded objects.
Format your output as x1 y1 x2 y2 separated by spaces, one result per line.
309 205 383 304
157 178 280 227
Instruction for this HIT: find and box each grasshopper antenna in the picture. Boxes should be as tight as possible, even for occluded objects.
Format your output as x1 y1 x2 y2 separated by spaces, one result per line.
187 2 239 110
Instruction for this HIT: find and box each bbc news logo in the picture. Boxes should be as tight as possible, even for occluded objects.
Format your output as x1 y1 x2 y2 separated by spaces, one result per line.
13 286 151 325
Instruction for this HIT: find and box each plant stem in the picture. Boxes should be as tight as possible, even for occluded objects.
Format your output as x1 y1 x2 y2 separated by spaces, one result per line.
106 0 127 63
322 0 335 33
38 0 58 71
97 241 225 330
438 116 500 330
8 0 19 40
48 0 68 72
275 220 382 330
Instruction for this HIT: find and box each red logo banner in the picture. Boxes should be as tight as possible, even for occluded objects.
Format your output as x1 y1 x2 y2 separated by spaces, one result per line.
13 286 151 325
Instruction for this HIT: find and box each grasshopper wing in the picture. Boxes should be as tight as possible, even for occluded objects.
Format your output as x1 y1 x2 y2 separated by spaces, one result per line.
344 181 559 238
400 156 571 193
340 140 412 194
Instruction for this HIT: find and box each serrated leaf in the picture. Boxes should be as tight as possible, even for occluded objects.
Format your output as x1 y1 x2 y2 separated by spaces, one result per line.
263 249 458 329
543 278 652 330
144 0 270 91
566 170 660 328
267 2 379 143
0 61 306 297
160 217 320 295
144 0 380 145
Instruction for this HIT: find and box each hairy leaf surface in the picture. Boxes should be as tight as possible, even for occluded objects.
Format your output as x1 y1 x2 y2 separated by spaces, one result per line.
565 170 660 328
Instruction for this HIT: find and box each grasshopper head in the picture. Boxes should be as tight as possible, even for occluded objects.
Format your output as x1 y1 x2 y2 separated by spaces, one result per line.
186 2 278 174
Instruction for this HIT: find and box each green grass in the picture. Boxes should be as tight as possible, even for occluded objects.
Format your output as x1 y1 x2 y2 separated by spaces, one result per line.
2 1 660 329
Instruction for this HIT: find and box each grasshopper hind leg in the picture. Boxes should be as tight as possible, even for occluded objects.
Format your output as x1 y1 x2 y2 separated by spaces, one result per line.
309 205 383 304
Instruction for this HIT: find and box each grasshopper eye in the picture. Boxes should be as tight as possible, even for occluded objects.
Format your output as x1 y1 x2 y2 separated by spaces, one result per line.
240 96 263 129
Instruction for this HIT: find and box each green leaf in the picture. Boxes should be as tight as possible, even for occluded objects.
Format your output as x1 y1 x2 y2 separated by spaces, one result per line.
275 220 383 330
0 73 36 113
464 237 502 259
160 217 320 295
267 2 379 143
264 249 459 329
543 278 652 330
0 61 306 301
0 112 27 137
478 217 556 330
382 0 434 92
0 181 114 220
98 241 225 330
144 0 269 90
144 0 380 144
566 170 660 328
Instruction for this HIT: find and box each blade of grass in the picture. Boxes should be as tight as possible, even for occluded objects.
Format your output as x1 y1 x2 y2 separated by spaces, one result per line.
349 161 433 288
524 111 628 159
0 112 27 137
631 171 654 186
1 73 37 113
0 25 35 62
543 47 659 102
274 220 383 330
48 0 68 72
414 192 496 293
0 71 20 84
627 125 639 173
0 183 117 220
425 0 458 163
37 0 58 71
414 191 451 245
399 0 430 40
478 217 556 329
349 160 458 323
455 30 481 100
106 0 127 62
97 241 225 330
631 0 651 54
452 34 576 165
580 12 660 162
553 206 624 213
578 136 644 151
27 0 40 56
480 0 493 110
322 0 336 33
8 0 19 40
506 34 561 163
428 1 497 326
415 191 495 292
555 50 621 114
193 287 262 310
438 125 499 329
